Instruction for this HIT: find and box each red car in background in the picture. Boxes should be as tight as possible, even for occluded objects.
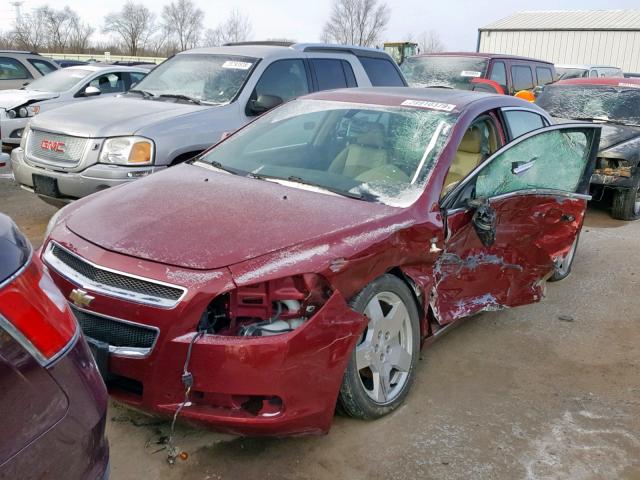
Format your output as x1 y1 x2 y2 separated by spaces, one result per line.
42 88 599 436
401 52 555 96
537 78 640 220
0 213 109 479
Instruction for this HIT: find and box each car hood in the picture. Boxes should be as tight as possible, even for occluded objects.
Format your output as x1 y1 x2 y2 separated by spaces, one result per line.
29 96 205 137
65 164 399 270
0 89 58 109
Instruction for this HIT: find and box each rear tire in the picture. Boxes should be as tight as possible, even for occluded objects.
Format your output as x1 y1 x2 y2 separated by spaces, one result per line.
337 274 420 419
611 185 640 221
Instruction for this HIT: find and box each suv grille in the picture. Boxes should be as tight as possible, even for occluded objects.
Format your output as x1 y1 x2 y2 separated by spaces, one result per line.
27 129 88 166
72 306 158 351
45 243 185 308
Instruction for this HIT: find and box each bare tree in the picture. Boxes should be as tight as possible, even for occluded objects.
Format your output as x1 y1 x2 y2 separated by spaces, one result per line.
418 30 444 53
41 6 77 52
321 0 389 47
202 9 252 46
104 1 156 56
12 7 48 51
162 0 203 52
69 15 95 53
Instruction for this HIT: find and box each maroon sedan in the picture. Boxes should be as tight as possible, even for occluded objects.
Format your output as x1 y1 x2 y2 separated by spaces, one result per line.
0 214 109 478
42 88 600 436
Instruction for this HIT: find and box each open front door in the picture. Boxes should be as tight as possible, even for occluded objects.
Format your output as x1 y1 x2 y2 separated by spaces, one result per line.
432 124 601 324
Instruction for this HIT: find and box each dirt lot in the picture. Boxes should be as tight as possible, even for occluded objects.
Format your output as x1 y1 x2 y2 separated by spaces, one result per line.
1 176 639 480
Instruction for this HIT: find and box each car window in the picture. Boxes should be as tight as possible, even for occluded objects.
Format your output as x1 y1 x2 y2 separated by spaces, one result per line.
28 59 57 76
358 57 405 87
0 57 31 80
311 59 351 90
342 61 357 87
536 67 553 85
511 65 534 91
472 128 595 199
130 72 146 85
89 72 125 93
590 69 598 78
254 59 310 102
503 110 546 139
489 61 507 90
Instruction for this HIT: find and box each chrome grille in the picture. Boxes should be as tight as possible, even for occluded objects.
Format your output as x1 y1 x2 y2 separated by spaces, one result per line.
71 306 158 356
43 242 186 308
27 129 88 166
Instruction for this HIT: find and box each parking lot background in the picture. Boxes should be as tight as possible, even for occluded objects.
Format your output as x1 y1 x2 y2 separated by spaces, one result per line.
2 177 639 479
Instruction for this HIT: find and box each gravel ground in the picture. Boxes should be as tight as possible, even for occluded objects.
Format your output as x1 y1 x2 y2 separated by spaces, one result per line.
1 177 639 480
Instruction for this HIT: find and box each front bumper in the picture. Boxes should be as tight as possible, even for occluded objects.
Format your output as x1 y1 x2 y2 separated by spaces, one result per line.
43 229 367 436
11 147 162 203
0 116 28 146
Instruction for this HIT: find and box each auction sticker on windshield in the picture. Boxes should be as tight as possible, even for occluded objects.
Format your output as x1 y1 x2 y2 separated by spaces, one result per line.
460 71 482 78
401 99 456 112
222 61 253 70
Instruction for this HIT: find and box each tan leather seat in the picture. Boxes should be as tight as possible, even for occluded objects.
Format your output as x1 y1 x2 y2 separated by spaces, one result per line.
329 123 388 178
443 126 484 190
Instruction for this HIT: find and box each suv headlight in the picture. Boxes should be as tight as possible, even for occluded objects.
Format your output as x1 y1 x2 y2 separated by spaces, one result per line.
99 136 154 165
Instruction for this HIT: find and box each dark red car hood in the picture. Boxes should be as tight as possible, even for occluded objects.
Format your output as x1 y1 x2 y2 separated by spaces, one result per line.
66 164 399 270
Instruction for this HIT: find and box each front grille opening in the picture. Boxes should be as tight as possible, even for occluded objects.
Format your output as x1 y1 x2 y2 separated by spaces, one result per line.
72 307 157 349
52 244 183 301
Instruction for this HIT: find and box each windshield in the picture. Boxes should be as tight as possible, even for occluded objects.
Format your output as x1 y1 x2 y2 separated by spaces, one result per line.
134 54 257 105
556 67 588 80
25 68 92 92
401 56 489 90
197 99 457 207
537 84 640 127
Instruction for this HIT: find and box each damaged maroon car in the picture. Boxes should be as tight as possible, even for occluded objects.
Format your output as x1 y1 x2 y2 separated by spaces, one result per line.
41 87 600 436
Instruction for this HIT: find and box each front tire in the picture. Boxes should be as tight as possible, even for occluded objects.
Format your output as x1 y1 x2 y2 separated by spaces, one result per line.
338 274 420 419
611 185 640 221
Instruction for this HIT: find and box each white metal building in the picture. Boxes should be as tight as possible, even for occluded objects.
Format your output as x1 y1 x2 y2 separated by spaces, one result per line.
478 10 640 73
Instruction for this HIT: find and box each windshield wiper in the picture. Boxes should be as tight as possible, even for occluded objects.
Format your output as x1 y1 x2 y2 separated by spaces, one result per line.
192 159 244 175
128 89 155 98
157 93 202 105
248 172 369 201
571 116 640 127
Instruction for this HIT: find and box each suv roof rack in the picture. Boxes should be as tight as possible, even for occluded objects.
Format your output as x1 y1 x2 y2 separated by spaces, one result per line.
0 50 40 55
293 43 389 59
224 41 295 47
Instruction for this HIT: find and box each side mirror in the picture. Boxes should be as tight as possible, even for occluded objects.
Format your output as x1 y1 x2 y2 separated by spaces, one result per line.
83 86 102 97
468 197 497 247
247 94 283 116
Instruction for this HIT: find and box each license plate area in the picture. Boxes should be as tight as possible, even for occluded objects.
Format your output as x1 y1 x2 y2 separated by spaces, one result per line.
32 174 60 198
87 337 111 380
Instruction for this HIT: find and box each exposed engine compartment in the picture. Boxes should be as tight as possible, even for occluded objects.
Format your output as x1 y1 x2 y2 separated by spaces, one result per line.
200 274 332 337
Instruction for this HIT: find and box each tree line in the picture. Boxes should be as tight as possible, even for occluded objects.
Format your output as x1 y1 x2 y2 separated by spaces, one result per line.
0 0 443 57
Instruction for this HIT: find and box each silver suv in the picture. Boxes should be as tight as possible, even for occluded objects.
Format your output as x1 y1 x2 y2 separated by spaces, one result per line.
0 51 58 91
11 42 406 205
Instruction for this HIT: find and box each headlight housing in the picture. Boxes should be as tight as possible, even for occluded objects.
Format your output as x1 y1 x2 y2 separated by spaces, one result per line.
6 105 39 119
99 136 154 165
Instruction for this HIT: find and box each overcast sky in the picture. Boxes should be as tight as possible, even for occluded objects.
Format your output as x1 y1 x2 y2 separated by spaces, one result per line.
1 0 639 50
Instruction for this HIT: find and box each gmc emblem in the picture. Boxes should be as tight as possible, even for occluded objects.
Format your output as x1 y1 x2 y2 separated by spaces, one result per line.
41 140 65 153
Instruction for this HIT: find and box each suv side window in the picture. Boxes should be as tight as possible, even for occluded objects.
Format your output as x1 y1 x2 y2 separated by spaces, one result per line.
90 72 125 93
536 67 553 86
358 57 405 87
511 65 534 91
28 59 57 76
589 69 598 78
0 57 31 80
254 59 310 103
503 110 547 139
310 59 355 90
489 61 507 91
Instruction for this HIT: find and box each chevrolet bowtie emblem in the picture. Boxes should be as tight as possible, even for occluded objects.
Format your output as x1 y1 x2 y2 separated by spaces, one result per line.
69 288 95 308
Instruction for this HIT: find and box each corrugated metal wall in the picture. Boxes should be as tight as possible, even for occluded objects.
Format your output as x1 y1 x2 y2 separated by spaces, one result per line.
478 30 640 72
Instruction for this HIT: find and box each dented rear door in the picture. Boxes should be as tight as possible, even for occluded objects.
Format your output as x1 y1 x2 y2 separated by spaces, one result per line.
432 124 601 324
